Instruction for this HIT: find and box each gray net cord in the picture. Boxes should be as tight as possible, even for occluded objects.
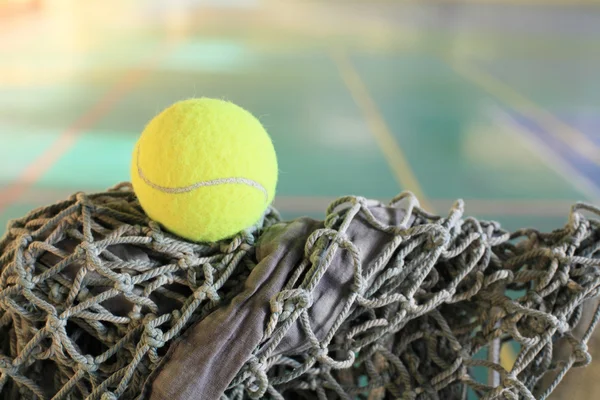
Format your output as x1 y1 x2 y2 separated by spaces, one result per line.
0 183 599 399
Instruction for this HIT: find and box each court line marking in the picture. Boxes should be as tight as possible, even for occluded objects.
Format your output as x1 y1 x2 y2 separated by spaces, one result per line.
490 106 600 201
330 48 433 212
0 43 172 216
447 56 600 166
439 57 597 371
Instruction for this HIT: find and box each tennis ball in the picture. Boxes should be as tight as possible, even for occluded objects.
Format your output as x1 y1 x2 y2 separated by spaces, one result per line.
131 98 278 242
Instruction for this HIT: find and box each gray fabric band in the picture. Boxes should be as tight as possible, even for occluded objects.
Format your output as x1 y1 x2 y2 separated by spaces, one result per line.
144 218 323 400
144 205 410 399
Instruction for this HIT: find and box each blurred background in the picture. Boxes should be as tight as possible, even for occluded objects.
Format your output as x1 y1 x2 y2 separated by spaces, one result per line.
1 0 599 398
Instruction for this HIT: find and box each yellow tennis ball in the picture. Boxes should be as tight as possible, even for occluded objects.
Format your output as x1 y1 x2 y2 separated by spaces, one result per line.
131 98 278 242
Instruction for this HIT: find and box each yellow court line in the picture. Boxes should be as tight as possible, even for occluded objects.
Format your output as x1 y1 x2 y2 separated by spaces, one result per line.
330 49 433 212
448 57 600 166
501 343 516 371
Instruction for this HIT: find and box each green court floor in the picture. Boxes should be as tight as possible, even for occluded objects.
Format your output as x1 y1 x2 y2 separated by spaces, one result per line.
2 1 599 234
1 0 600 394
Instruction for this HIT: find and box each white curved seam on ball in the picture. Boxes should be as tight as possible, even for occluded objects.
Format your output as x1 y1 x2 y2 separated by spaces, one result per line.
136 144 269 202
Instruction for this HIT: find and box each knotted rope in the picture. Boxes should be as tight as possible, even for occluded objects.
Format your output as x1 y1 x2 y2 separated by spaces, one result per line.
1 183 599 399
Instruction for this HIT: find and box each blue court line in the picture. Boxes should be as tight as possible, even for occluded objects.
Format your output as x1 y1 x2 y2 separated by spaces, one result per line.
507 112 600 192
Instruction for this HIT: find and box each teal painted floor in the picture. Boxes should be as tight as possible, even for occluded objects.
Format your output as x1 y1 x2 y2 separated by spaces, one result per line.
2 1 598 235
1 1 600 395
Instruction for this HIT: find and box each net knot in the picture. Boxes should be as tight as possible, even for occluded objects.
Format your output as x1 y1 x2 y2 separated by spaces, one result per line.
555 318 569 334
129 310 143 322
0 356 17 374
574 342 592 366
320 347 356 369
18 274 35 290
194 285 220 302
18 234 32 248
177 257 193 270
279 288 313 312
79 355 98 372
101 391 117 400
247 358 268 399
115 275 134 293
171 309 181 321
49 282 62 301
46 315 66 332
429 229 450 248
23 248 35 265
270 299 283 315
221 238 244 254
312 346 328 361
144 326 165 349
502 374 518 388
239 242 253 252
79 241 99 257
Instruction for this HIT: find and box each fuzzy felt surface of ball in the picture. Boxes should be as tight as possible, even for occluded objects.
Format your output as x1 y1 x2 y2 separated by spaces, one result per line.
131 98 278 242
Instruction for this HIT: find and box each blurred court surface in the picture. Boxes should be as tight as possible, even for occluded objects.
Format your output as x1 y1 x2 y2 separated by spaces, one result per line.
1 0 600 397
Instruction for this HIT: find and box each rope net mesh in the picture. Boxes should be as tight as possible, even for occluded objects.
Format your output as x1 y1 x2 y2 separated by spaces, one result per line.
1 183 600 399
